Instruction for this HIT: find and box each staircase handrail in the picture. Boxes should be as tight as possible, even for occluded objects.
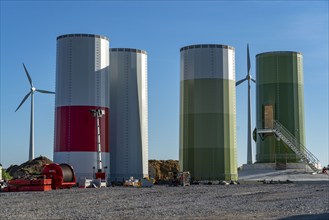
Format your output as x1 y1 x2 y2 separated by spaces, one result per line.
273 120 320 166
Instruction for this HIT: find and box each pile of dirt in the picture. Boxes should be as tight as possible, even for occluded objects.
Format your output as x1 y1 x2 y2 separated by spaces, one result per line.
148 160 179 180
6 157 179 181
6 156 53 179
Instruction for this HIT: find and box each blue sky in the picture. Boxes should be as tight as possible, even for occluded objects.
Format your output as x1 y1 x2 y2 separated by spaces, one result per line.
1 1 328 168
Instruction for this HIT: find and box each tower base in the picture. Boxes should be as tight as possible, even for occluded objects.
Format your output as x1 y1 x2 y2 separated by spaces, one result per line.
241 163 318 172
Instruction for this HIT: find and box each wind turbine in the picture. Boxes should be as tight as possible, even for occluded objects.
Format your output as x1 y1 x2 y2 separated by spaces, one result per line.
236 44 256 165
15 63 55 161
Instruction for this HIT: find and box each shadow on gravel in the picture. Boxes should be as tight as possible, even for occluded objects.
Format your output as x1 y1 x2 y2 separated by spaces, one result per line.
279 213 329 220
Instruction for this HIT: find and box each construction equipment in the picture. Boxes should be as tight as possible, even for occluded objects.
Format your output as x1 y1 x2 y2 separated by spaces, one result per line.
122 177 155 188
90 109 107 188
42 163 76 189
77 178 93 188
140 177 155 187
168 171 191 186
123 177 140 187
3 163 76 192
3 179 52 192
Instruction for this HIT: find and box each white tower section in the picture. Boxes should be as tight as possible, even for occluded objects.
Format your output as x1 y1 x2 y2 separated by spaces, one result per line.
110 48 148 181
54 34 110 179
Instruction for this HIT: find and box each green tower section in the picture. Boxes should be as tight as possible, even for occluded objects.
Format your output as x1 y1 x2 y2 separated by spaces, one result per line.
179 45 237 181
256 52 305 163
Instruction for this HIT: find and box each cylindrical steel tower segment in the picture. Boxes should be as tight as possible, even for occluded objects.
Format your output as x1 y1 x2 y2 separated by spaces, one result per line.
54 34 110 179
179 44 238 181
109 48 148 181
256 51 305 163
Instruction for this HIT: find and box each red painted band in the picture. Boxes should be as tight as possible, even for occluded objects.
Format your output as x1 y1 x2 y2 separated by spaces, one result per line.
54 106 109 152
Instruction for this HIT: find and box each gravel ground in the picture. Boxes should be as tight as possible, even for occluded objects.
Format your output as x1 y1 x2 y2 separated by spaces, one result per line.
0 183 328 219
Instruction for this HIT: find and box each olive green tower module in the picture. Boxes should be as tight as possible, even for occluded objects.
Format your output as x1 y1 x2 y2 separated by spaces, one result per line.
179 44 238 181
256 51 305 163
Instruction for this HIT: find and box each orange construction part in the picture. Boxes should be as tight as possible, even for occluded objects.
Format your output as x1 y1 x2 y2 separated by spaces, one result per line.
4 185 52 192
4 178 52 192
8 179 52 186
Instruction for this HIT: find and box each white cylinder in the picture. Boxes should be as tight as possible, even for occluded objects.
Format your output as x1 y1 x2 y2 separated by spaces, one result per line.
54 34 110 179
0 164 2 181
110 48 148 181
179 44 238 181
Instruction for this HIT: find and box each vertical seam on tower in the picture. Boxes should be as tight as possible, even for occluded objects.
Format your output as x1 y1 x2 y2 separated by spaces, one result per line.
144 54 148 175
232 50 237 168
54 42 58 157
96 39 100 107
183 51 187 168
211 48 214 78
68 39 72 163
125 53 129 174
276 56 280 121
276 56 280 161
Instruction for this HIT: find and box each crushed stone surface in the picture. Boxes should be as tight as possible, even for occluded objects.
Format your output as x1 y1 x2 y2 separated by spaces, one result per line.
0 184 328 219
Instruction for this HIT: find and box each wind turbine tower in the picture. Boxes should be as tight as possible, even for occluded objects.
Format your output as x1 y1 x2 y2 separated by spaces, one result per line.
15 63 55 160
236 44 256 164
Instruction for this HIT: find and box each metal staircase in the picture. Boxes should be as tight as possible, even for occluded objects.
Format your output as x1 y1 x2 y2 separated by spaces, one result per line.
257 120 321 173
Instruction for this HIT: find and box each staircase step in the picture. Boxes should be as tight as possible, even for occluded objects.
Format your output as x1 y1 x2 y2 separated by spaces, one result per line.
271 121 321 173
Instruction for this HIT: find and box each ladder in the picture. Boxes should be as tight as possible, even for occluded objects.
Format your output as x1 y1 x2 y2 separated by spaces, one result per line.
257 120 321 173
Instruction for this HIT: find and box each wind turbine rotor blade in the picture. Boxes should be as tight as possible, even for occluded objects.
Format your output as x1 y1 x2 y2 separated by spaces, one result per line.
251 78 256 83
22 63 33 87
15 91 32 112
36 89 55 94
236 77 247 86
247 44 251 75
